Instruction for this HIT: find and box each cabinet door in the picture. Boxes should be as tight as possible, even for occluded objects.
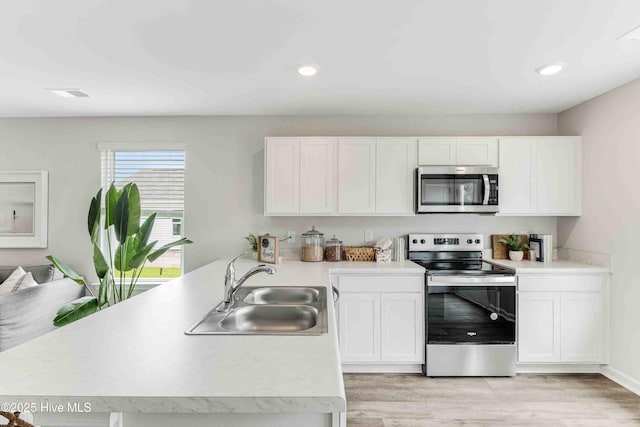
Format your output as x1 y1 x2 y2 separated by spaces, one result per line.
560 292 603 362
375 138 417 214
536 138 577 215
518 292 561 362
456 137 498 166
418 137 456 165
299 138 337 214
264 138 300 214
338 138 376 214
339 292 381 362
380 293 424 362
498 138 536 214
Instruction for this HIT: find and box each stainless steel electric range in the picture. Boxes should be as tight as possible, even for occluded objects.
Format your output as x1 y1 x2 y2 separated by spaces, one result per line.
408 233 517 377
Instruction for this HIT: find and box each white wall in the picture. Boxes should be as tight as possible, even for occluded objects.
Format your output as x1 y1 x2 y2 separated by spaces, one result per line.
558 77 640 386
0 114 557 280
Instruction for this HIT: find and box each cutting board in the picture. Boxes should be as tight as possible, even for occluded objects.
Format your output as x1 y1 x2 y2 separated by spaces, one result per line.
492 234 530 260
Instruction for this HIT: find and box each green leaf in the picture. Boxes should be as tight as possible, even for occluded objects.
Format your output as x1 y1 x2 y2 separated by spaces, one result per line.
114 237 136 272
97 273 111 307
46 256 86 285
148 238 193 262
129 241 157 269
114 190 129 244
92 243 109 279
53 296 99 327
104 183 120 229
88 188 102 243
126 183 141 237
135 213 156 249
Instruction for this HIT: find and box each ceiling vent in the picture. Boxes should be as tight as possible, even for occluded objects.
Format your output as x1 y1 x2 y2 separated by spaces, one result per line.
46 89 90 98
618 24 640 41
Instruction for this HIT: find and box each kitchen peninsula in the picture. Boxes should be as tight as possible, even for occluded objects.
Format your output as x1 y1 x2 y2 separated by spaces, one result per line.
0 258 423 427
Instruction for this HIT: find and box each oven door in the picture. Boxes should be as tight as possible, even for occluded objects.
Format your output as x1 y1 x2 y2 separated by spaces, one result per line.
416 167 498 213
426 275 516 345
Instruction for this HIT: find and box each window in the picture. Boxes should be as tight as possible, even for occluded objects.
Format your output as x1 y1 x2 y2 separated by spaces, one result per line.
172 218 182 236
99 144 185 281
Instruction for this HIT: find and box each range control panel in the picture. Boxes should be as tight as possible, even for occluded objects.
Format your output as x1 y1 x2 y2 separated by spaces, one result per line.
408 233 483 252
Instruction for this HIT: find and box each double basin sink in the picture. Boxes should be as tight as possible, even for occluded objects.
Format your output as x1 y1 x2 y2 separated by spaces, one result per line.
185 286 328 336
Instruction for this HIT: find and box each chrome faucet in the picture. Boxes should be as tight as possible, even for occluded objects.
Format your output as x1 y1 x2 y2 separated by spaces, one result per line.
217 252 277 311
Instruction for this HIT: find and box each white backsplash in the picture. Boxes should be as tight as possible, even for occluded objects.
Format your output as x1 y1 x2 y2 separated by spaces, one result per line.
557 248 612 271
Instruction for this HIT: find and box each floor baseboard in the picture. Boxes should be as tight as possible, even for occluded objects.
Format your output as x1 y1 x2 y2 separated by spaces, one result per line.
601 365 640 396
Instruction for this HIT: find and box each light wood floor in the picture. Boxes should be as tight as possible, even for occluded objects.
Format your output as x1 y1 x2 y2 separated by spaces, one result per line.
344 373 640 426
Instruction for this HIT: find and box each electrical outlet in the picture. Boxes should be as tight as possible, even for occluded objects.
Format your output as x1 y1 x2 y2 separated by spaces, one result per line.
364 230 373 242
287 231 296 243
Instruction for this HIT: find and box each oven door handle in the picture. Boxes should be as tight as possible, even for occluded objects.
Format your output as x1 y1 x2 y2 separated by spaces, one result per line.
429 275 516 285
482 174 490 205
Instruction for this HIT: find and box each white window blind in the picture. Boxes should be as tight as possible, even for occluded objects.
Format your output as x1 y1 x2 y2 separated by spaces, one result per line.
99 145 186 283
100 148 185 218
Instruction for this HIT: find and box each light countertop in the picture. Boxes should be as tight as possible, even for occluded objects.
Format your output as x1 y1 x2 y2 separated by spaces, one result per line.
487 258 610 274
0 258 423 414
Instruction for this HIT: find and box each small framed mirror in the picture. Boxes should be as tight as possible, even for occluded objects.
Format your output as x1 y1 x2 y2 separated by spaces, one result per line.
0 171 48 248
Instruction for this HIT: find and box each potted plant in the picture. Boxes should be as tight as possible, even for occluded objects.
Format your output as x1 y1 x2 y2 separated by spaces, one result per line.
244 233 258 258
47 182 193 326
498 235 529 261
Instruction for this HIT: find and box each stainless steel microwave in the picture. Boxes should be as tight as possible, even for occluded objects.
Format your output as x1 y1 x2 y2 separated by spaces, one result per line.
416 166 499 213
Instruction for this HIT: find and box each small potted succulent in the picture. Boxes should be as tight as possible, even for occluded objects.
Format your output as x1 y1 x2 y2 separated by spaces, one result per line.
498 235 530 261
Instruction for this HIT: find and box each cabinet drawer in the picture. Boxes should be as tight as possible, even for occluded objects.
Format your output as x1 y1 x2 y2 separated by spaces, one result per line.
335 275 424 293
518 274 604 293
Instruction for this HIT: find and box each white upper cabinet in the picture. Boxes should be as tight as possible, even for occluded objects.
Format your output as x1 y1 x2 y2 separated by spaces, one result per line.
536 138 578 215
499 137 581 216
338 138 376 214
264 137 336 215
299 138 337 214
499 138 535 214
418 137 456 165
375 138 417 215
418 137 498 166
456 137 498 166
264 138 300 215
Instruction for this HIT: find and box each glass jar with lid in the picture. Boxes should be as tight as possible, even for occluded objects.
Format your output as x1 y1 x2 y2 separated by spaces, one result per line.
325 235 343 262
301 226 324 262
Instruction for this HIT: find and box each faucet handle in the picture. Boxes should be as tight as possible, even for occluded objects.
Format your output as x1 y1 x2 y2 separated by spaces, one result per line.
225 251 248 286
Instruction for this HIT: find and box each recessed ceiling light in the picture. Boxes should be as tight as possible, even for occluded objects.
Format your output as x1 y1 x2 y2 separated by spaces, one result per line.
46 88 89 98
618 24 640 41
297 65 318 77
535 63 564 76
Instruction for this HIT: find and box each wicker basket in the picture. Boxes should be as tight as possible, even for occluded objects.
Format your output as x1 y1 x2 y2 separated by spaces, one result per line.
374 248 392 263
344 246 375 262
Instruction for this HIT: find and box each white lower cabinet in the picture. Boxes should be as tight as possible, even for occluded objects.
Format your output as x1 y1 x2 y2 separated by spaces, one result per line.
517 274 606 365
334 274 424 372
338 292 381 362
380 293 423 362
560 292 603 362
518 292 561 362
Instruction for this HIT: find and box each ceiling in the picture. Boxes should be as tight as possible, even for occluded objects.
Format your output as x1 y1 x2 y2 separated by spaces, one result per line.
1 0 640 117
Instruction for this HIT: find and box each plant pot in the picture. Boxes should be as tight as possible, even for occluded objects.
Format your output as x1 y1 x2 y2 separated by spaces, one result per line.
509 250 524 261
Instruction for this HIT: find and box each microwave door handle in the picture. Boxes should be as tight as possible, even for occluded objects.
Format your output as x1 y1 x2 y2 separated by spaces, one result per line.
482 174 490 205
416 169 422 210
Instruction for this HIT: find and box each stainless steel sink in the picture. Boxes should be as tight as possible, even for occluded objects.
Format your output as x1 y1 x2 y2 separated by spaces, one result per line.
185 286 327 336
243 286 320 305
219 305 318 332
